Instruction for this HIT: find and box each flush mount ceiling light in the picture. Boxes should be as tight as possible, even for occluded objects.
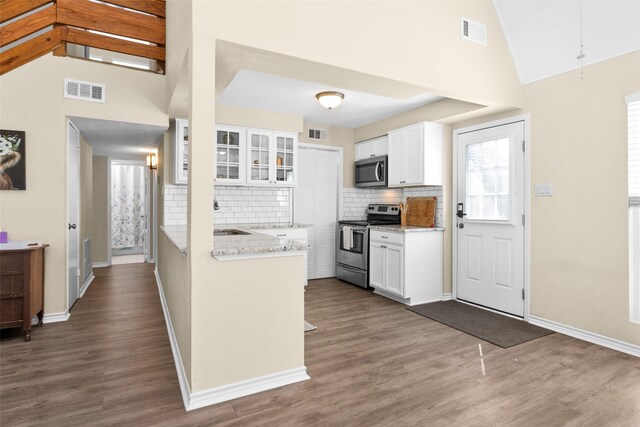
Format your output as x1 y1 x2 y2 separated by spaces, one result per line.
316 91 344 109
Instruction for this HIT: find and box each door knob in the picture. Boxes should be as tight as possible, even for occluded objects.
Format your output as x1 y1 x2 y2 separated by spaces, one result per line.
68 223 77 230
458 223 464 229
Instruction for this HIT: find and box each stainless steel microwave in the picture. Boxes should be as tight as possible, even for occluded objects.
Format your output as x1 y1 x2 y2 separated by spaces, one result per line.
355 155 388 188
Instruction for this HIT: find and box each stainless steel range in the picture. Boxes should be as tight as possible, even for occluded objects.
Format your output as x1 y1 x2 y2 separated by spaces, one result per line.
336 203 401 288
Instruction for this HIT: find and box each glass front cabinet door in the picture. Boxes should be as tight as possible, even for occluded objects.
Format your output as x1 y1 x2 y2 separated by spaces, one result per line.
246 129 298 187
215 124 246 185
275 132 296 185
174 119 189 185
247 128 272 185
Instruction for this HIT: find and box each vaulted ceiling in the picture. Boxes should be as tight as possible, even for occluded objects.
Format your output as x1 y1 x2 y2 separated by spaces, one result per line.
493 0 640 84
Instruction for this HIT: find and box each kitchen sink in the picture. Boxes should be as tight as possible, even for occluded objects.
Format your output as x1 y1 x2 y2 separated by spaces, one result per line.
214 229 251 236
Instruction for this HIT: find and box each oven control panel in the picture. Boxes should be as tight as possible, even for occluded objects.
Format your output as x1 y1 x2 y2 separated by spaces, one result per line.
367 204 400 215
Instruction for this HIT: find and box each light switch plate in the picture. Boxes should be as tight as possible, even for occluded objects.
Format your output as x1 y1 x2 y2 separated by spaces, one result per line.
534 183 553 197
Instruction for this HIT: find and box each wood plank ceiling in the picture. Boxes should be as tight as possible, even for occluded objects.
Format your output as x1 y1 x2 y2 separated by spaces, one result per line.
0 0 166 75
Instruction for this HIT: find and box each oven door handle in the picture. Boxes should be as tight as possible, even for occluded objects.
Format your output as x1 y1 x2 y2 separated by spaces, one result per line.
375 162 381 182
340 226 369 232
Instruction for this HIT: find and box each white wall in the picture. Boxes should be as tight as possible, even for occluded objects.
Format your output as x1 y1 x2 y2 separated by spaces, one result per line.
523 52 640 345
454 51 640 345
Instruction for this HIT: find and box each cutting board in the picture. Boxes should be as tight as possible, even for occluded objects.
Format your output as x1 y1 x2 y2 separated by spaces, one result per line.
405 197 437 227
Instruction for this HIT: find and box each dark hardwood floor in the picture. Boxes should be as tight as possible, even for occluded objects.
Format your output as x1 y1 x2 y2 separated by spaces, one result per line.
1 264 639 426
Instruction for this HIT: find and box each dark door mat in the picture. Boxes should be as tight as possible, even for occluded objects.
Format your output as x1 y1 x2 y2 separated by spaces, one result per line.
406 300 554 348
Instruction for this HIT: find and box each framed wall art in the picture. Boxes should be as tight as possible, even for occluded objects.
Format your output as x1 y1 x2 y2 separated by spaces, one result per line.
0 129 26 190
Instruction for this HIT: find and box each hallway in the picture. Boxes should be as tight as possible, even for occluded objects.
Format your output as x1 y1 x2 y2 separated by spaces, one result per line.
0 264 231 425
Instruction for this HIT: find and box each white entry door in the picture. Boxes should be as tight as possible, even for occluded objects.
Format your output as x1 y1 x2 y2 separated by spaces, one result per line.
295 145 340 279
456 121 525 316
67 121 80 310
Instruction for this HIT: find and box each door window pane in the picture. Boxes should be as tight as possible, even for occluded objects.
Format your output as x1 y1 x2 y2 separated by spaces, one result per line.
465 138 510 220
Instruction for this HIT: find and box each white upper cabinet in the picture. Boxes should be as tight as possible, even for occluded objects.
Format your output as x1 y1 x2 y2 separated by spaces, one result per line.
247 128 272 185
388 121 443 187
355 136 388 161
274 132 297 186
175 122 298 187
215 124 246 185
247 128 298 187
174 119 189 185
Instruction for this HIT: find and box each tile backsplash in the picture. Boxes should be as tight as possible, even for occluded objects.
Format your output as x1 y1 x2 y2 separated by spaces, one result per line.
164 185 444 228
214 186 290 225
343 187 445 227
163 185 188 226
342 188 403 220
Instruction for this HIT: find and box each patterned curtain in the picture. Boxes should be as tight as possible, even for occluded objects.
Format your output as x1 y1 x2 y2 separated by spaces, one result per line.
111 163 146 248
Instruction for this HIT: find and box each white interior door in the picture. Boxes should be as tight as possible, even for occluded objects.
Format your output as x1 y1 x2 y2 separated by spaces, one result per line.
144 168 150 263
296 148 316 278
295 145 340 279
456 121 525 316
67 121 80 310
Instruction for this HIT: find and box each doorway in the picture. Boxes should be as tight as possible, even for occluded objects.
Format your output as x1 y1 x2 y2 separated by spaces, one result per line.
453 116 529 318
67 120 80 311
110 160 148 265
294 144 343 279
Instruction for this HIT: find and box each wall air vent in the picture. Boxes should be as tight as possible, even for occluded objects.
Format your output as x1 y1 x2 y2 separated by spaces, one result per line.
308 128 328 141
461 17 487 45
64 78 106 103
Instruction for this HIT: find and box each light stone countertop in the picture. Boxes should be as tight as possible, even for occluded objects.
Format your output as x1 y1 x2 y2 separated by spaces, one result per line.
161 225 187 254
161 224 310 257
369 225 445 233
215 222 311 230
212 233 309 257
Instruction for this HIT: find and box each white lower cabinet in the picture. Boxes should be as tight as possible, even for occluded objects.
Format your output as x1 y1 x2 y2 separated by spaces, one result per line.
254 228 308 286
369 229 443 305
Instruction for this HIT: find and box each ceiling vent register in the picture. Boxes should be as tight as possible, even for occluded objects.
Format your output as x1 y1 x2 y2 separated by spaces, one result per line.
461 17 487 45
308 128 328 141
64 78 106 103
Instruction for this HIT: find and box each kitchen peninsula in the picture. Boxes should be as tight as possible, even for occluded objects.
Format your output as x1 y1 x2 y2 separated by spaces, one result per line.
161 223 310 259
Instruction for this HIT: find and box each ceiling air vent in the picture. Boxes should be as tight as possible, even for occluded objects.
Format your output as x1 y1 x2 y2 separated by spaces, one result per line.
64 78 106 103
308 128 328 141
461 17 487 45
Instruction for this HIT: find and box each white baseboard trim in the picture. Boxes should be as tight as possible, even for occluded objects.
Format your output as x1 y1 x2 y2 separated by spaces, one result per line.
43 311 70 324
154 268 311 411
93 262 109 268
79 273 95 298
441 293 453 301
188 367 310 411
154 268 191 410
529 315 640 358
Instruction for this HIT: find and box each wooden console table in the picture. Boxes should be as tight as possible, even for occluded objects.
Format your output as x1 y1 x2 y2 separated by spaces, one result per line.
0 244 48 341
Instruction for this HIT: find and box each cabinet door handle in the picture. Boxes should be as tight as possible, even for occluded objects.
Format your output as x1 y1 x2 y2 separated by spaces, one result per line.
381 245 387 249
381 236 388 239
277 234 286 237
370 154 375 157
